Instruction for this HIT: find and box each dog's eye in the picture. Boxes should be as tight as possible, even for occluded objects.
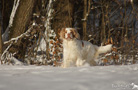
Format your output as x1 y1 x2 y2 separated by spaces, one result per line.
65 30 67 33
71 30 73 34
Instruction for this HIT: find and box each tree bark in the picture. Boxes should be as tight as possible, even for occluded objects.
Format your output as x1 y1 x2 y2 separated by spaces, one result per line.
83 0 87 40
0 0 3 54
9 0 35 39
0 22 2 54
9 0 36 60
52 0 74 30
2 0 14 32
101 7 106 43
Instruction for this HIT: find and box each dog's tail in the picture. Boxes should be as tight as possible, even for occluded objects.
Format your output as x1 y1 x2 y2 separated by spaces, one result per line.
97 44 112 54
94 44 112 58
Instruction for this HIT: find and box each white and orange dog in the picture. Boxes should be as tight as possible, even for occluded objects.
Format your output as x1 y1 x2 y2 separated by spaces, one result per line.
60 28 112 68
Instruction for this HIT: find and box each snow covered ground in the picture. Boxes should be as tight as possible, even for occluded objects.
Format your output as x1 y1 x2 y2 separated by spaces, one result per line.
0 65 138 90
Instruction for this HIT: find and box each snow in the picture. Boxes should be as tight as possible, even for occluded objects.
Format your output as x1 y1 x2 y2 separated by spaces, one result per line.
0 65 138 90
9 0 20 27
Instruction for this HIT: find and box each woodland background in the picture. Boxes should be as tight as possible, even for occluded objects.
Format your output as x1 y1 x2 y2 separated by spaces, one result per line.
0 0 138 66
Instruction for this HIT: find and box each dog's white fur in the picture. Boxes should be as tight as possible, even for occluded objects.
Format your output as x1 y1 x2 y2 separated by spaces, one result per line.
60 28 112 68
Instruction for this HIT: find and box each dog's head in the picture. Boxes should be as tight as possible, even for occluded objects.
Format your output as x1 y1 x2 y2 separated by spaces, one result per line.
59 28 80 40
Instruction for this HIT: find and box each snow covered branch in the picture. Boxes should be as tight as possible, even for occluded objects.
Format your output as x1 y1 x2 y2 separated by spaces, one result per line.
1 26 33 64
1 44 12 61
38 0 55 51
4 26 33 45
9 0 20 27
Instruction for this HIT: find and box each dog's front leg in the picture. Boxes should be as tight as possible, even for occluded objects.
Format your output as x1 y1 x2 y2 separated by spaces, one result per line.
76 59 86 67
62 60 71 68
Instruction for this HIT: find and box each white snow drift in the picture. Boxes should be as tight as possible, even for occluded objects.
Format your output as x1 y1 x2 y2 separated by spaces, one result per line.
0 65 138 90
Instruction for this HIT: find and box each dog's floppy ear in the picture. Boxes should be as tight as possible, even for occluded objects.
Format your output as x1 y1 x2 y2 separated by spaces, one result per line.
72 28 80 39
59 28 65 40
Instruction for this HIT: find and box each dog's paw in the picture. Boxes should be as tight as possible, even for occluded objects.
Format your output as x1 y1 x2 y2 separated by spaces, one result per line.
76 59 86 67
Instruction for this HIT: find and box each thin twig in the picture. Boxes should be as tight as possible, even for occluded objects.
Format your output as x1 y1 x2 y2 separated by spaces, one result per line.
1 43 12 60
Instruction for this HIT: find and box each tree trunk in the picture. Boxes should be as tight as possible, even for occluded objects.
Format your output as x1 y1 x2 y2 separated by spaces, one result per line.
9 0 35 39
100 0 106 44
9 0 36 60
0 0 3 54
0 22 2 54
52 0 74 30
73 0 83 39
83 0 87 40
2 0 14 32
